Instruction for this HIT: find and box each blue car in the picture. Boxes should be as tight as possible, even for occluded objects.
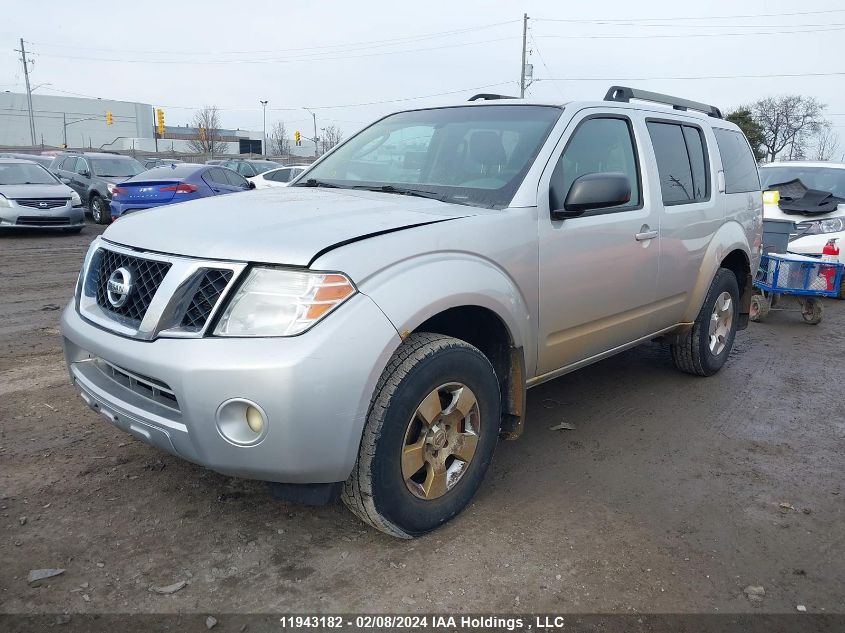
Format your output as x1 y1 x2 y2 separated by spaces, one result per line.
110 163 254 219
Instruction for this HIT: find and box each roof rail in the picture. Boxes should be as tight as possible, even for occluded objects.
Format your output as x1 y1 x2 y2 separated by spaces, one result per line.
468 93 518 101
604 86 723 118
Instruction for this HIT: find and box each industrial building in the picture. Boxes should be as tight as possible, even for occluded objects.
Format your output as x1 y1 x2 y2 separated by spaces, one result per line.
0 91 315 157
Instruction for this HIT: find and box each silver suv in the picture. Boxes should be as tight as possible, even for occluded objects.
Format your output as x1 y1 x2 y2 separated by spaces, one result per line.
61 87 762 537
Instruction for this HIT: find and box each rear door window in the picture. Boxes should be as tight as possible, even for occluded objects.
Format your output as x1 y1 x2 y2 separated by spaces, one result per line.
713 128 760 194
223 169 249 188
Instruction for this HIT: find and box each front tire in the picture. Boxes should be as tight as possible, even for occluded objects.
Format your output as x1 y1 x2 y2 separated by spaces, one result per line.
90 194 109 225
342 333 500 538
670 268 739 377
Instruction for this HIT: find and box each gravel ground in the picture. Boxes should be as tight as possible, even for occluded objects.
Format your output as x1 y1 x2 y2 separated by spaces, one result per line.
1 224 843 619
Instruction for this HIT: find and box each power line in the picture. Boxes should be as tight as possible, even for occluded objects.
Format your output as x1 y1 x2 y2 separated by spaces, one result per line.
36 81 515 113
32 36 518 65
537 71 845 81
26 20 519 57
535 25 845 40
533 8 845 23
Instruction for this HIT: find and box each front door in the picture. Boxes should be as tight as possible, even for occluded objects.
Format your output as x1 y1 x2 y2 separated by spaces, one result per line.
536 111 660 376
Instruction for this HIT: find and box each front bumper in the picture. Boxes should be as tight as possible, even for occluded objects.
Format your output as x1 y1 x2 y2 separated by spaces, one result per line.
61 294 401 483
789 231 845 264
0 204 84 228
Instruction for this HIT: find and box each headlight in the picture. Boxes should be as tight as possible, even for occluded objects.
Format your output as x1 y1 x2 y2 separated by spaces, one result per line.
75 239 100 308
106 183 116 196
70 191 82 207
213 268 356 337
0 195 10 208
804 217 845 235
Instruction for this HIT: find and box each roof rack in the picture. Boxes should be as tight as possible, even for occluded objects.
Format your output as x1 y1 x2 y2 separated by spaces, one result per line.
468 93 518 101
604 86 723 118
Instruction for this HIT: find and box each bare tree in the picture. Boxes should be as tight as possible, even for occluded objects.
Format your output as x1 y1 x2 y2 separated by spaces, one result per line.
813 123 840 161
186 106 227 157
750 95 827 162
269 121 290 156
319 125 343 155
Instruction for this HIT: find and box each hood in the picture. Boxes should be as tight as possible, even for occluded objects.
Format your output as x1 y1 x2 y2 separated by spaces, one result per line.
0 183 74 199
103 187 478 266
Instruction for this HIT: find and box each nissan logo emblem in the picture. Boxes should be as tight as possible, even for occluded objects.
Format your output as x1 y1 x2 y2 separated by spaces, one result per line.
38 202 48 208
106 267 134 308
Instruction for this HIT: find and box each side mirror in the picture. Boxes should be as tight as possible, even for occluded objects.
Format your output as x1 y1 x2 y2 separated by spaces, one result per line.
247 181 256 190
80 170 91 179
551 172 632 220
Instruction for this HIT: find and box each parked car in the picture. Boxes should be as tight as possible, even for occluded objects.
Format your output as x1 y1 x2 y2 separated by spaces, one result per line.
760 161 845 298
0 152 54 169
205 159 227 165
61 87 762 537
0 158 84 232
50 152 144 224
248 164 310 188
110 164 254 219
140 157 182 170
221 158 281 178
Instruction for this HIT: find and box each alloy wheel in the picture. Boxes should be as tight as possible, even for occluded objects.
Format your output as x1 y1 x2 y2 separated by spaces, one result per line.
401 382 480 500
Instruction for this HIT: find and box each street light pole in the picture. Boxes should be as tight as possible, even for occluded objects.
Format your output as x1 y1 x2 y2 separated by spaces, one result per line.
260 100 268 157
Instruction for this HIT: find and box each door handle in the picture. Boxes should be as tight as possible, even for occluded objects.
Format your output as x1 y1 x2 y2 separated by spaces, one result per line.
635 230 658 241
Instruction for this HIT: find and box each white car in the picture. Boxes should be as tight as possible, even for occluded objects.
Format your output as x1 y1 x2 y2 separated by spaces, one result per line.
760 161 845 298
248 165 310 189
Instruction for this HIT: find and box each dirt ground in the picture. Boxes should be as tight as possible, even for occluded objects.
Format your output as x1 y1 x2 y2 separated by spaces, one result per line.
1 223 843 619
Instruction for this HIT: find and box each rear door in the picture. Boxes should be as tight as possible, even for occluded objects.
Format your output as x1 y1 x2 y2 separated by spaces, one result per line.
537 109 660 375
645 117 723 329
221 168 251 193
202 168 235 195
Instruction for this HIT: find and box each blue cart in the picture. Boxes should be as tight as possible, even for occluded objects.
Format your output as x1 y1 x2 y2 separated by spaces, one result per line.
750 253 844 324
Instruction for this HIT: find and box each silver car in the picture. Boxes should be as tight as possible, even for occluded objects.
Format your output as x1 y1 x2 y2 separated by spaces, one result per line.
61 87 762 537
0 158 84 232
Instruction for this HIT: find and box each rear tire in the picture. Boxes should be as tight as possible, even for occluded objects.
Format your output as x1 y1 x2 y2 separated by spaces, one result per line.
670 268 739 377
90 194 109 225
838 275 845 300
342 333 500 538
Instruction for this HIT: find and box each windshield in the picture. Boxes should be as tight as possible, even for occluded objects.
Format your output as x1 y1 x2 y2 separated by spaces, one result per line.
760 166 845 198
0 162 59 185
90 158 144 178
297 105 562 208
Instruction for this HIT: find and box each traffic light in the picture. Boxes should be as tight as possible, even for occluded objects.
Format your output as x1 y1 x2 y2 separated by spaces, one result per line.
294 130 301 146
198 127 206 141
156 108 165 136
105 111 114 126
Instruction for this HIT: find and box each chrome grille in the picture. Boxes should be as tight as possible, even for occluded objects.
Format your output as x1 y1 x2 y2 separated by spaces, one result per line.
15 198 68 209
181 269 233 330
78 239 246 340
93 249 171 324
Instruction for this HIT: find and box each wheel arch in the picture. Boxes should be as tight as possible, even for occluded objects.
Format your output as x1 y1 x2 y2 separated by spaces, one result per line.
680 222 754 328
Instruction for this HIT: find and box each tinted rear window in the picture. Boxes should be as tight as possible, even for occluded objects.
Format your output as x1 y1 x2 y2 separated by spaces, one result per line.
713 128 759 194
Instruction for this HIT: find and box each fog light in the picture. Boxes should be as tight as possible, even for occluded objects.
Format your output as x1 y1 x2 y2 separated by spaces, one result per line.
246 405 264 433
216 399 268 446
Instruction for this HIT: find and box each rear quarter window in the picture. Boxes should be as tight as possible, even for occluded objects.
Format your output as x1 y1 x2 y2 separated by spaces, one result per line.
713 128 760 194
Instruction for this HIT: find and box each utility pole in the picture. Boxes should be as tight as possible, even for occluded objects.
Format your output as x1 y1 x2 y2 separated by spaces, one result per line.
304 108 318 157
519 14 529 98
16 38 37 145
260 100 268 157
152 106 158 153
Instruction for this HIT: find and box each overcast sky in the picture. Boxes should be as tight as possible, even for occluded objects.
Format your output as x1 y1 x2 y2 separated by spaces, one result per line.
4 0 845 153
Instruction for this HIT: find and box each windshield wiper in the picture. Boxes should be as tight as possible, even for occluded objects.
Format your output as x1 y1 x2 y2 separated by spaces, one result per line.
351 184 446 201
299 178 339 188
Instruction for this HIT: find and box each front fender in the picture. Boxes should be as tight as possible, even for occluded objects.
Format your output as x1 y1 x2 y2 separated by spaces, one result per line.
681 221 756 323
359 253 534 374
